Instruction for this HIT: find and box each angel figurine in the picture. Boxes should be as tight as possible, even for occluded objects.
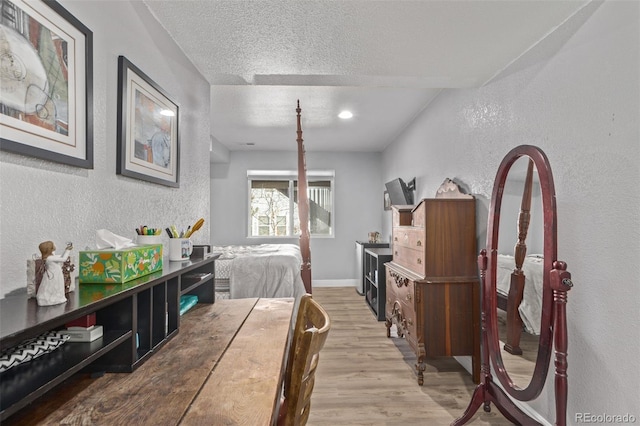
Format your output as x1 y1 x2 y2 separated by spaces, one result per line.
35 241 73 306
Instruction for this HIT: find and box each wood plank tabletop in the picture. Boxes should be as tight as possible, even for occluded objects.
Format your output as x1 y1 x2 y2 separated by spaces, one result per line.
4 298 260 425
180 298 294 426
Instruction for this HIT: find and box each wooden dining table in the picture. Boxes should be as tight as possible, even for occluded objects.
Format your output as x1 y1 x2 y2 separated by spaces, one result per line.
5 297 295 426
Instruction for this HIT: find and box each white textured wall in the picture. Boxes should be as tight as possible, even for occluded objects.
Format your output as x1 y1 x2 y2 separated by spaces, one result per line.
0 1 211 296
210 150 383 280
382 1 639 423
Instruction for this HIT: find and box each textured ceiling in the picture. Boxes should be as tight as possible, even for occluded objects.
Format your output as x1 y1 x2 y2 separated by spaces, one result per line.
143 0 589 153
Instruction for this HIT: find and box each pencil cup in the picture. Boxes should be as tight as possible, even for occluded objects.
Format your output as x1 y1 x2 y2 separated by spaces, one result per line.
169 238 193 262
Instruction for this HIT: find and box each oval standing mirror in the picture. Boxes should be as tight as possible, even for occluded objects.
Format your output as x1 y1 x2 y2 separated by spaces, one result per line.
453 145 574 426
488 147 555 402
495 156 543 391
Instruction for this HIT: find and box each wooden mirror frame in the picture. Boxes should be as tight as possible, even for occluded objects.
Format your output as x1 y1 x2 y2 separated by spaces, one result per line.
453 145 574 426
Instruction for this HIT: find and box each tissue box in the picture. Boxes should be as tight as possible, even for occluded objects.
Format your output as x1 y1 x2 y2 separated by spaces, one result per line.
79 245 163 283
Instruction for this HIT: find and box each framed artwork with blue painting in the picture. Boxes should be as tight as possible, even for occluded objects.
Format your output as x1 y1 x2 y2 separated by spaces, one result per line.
116 56 180 187
0 0 93 168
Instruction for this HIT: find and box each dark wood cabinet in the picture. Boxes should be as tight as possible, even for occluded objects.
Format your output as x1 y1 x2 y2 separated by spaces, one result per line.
364 248 392 321
0 254 219 421
385 199 480 385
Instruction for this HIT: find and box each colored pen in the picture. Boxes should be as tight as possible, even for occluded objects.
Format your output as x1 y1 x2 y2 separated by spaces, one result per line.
166 228 174 238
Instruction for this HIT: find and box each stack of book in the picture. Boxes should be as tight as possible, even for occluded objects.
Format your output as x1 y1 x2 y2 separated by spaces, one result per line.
65 325 103 342
64 313 103 342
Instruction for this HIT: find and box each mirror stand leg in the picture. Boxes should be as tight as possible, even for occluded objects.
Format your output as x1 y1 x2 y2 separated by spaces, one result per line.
452 379 543 426
488 381 542 425
450 382 486 426
452 309 495 426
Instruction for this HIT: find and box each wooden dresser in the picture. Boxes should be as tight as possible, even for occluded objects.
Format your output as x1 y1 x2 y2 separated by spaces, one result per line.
385 187 480 385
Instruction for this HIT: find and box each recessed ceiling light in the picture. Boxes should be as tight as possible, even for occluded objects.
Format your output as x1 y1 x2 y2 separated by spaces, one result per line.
338 110 353 119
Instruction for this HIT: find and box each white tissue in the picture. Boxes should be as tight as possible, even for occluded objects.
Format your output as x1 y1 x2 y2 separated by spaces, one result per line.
95 229 136 250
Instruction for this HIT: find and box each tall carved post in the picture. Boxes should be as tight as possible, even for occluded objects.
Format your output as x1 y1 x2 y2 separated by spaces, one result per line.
296 100 312 294
504 159 534 355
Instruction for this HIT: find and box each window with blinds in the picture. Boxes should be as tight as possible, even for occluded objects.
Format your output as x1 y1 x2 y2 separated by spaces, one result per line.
247 170 334 237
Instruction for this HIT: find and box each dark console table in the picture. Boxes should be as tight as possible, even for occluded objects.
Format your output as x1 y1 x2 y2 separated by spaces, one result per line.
0 254 220 421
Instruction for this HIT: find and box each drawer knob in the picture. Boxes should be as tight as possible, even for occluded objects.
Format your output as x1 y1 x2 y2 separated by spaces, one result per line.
406 293 411 301
417 258 422 265
416 240 422 247
394 237 398 241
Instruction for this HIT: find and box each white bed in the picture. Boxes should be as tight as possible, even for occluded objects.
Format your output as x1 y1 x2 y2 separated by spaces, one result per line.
211 244 306 300
496 254 544 335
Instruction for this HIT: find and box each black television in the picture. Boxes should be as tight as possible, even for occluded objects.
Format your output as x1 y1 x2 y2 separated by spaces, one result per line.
385 177 415 205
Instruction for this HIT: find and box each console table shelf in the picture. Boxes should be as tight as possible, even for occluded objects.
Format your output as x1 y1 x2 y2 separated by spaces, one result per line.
181 272 214 295
0 329 132 412
0 254 220 421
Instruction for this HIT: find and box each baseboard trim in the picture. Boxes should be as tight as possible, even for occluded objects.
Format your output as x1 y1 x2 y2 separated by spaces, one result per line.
453 356 551 425
313 279 358 288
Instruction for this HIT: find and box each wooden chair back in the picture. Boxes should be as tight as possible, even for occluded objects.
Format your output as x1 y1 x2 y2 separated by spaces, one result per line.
278 294 331 426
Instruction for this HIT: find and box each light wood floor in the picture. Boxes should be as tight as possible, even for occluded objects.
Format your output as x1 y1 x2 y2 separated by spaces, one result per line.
5 287 517 425
307 287 513 425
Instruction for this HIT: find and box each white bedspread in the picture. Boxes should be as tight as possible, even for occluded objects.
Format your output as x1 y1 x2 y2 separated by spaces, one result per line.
496 254 544 335
210 244 306 300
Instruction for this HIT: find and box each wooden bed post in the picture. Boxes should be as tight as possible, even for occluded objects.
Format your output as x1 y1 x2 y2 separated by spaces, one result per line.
504 158 534 355
296 101 312 294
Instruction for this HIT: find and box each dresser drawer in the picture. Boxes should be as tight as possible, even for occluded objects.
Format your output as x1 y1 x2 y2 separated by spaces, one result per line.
392 227 425 250
393 245 425 273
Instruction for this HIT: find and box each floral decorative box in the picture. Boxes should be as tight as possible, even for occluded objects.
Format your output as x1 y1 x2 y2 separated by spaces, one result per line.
79 244 163 283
